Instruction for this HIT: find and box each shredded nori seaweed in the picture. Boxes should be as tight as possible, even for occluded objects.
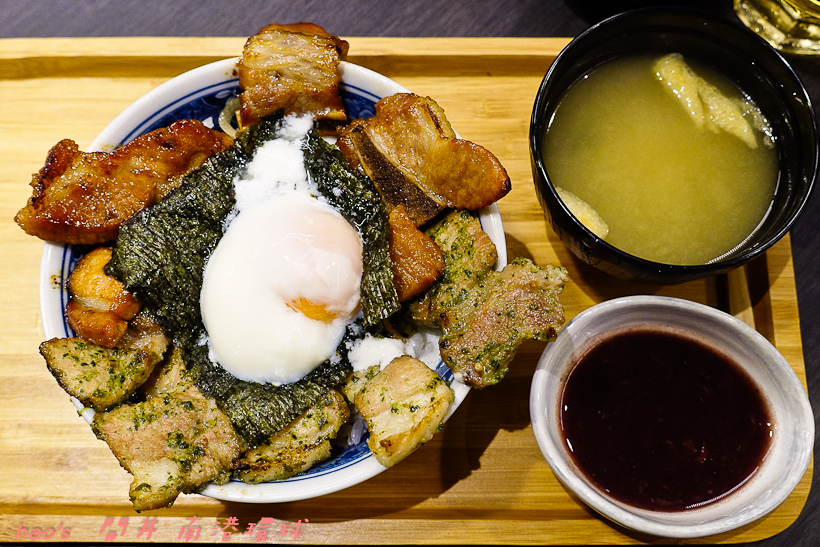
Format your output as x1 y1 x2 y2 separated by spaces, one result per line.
104 111 396 446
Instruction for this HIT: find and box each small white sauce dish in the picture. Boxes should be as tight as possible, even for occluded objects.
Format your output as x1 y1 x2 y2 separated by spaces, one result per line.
529 295 814 538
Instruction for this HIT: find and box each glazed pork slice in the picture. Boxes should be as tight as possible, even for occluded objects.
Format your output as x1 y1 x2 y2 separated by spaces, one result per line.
234 389 349 483
237 22 349 128
388 205 445 303
337 93 511 225
39 312 170 412
355 355 454 468
438 257 568 389
65 246 142 348
92 381 243 512
15 119 233 244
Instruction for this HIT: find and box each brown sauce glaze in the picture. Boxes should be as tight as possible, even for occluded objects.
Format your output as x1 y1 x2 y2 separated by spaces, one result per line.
559 327 773 511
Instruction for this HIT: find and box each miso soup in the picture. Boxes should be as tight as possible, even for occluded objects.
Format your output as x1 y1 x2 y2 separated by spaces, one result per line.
541 54 778 265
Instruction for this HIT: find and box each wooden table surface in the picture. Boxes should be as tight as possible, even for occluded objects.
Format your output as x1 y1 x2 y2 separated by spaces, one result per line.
0 35 813 545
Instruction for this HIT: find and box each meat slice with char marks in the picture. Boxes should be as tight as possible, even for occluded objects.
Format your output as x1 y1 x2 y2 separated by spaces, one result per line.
355 355 454 467
15 119 232 245
439 257 568 388
234 389 349 483
40 312 170 412
237 22 349 128
337 93 511 225
92 375 242 512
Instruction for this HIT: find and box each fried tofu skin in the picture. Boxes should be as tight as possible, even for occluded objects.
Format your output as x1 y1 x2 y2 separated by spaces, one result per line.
439 258 567 389
409 210 498 327
39 313 170 412
337 93 511 225
91 382 242 512
237 23 349 128
355 356 454 468
66 247 141 348
388 205 445 302
235 389 349 484
15 119 233 245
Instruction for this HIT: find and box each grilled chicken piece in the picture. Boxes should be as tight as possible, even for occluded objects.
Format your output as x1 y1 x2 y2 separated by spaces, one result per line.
408 210 498 326
337 93 511 225
66 246 141 348
39 312 169 412
388 205 445 302
92 381 242 512
235 389 349 484
237 23 349 128
15 119 233 244
355 355 454 468
439 257 567 388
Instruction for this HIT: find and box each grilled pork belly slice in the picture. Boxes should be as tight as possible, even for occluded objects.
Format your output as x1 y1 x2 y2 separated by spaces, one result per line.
15 119 233 245
355 355 454 468
234 389 349 484
140 346 191 399
388 205 445 302
39 312 169 412
92 381 242 512
338 119 445 225
337 93 511 225
237 23 349 128
341 365 380 405
409 210 498 327
439 257 567 389
66 246 141 348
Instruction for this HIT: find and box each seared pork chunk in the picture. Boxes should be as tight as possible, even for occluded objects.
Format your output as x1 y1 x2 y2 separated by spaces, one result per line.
337 93 511 225
355 356 454 467
40 312 169 412
439 258 567 388
409 210 498 326
15 119 233 244
91 381 242 512
388 205 445 302
237 23 349 128
66 246 141 348
235 389 349 483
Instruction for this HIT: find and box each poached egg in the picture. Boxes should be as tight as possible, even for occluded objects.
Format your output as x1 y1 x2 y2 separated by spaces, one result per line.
200 115 363 385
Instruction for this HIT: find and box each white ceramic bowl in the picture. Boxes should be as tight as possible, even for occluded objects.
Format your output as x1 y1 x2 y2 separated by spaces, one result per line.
39 57 507 503
529 295 814 538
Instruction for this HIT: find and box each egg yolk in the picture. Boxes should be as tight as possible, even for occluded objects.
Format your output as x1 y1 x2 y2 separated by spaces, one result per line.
286 298 338 322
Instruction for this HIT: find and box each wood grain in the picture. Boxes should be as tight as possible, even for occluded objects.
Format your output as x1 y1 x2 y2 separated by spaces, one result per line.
0 37 810 544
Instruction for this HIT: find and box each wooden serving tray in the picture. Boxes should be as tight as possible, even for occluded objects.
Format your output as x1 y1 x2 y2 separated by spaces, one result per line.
0 37 810 544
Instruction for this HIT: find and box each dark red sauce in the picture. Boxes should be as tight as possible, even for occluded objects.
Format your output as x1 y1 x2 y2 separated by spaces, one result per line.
560 327 773 512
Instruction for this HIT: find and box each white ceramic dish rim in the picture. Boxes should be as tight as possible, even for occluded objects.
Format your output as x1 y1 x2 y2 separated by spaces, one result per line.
530 295 814 539
39 57 507 503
